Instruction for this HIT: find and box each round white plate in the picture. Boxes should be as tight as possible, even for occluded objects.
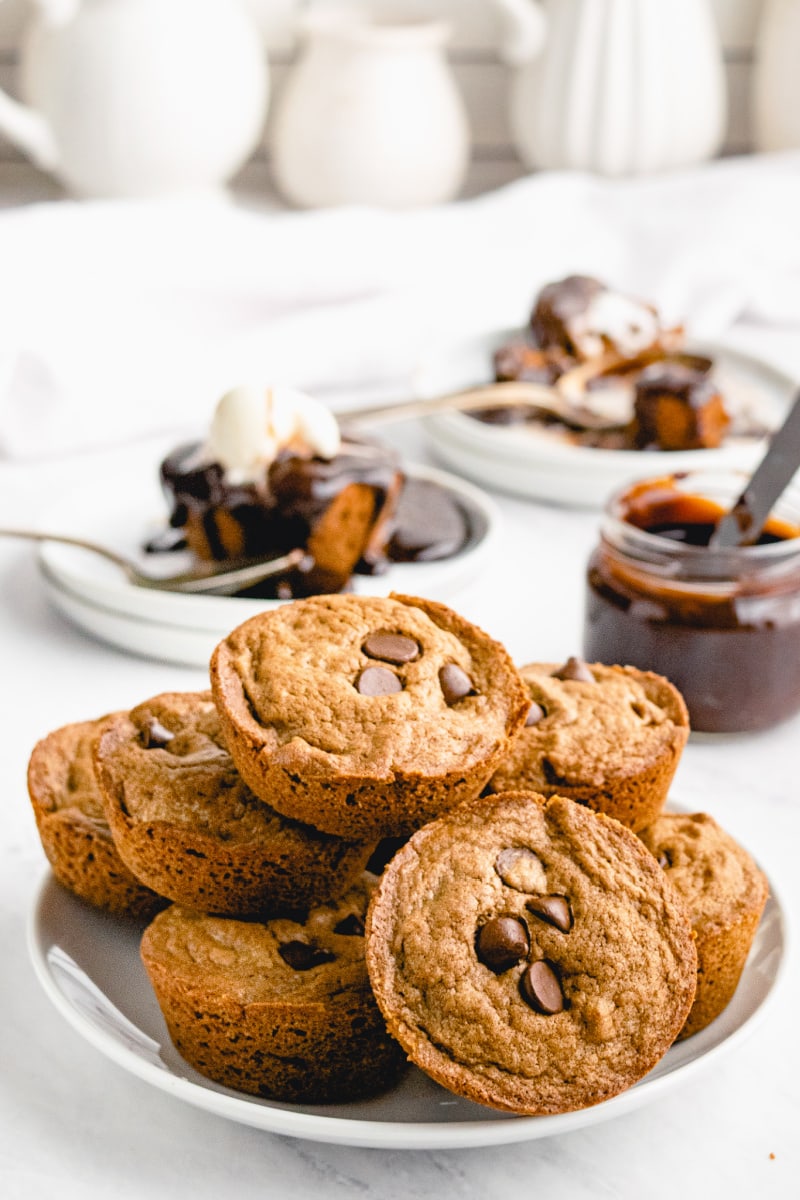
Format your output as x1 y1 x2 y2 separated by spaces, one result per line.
414 330 797 507
28 841 786 1150
36 463 499 665
40 567 237 669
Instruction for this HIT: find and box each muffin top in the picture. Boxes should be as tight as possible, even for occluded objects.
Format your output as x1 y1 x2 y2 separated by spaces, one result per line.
640 811 769 935
141 874 376 1005
366 790 697 1115
28 717 118 823
94 691 353 848
210 593 529 782
490 660 689 794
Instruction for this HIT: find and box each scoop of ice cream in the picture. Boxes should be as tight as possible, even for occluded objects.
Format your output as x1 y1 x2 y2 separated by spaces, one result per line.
207 385 341 482
575 290 660 359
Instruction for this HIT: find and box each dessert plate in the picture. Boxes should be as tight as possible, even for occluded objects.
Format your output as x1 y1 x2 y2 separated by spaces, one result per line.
36 462 499 667
28 840 786 1150
414 331 797 507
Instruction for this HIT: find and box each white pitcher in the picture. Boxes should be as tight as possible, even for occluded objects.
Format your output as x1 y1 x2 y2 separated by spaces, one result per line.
0 0 269 197
270 4 470 209
494 0 727 176
753 0 800 151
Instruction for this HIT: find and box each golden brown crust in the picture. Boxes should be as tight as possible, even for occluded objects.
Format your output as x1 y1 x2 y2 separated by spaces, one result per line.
489 662 689 831
140 876 407 1103
210 593 530 839
366 791 697 1115
93 692 372 916
639 811 769 1038
27 719 166 921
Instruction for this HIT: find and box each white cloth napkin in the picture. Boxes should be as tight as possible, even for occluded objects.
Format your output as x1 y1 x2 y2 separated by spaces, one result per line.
3 150 800 460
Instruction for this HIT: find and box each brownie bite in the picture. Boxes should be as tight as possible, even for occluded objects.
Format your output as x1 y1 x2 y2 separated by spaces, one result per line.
210 593 530 839
93 692 372 915
530 275 663 363
640 811 769 1039
488 658 689 832
631 361 730 450
141 874 407 1103
27 719 167 921
366 791 697 1115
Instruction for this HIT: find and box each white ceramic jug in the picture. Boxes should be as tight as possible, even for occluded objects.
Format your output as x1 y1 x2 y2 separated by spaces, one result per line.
753 0 800 151
494 0 727 176
0 0 269 197
270 4 470 209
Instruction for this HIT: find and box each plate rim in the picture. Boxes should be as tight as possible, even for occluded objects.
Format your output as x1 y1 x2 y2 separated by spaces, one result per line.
26 804 789 1150
413 330 797 502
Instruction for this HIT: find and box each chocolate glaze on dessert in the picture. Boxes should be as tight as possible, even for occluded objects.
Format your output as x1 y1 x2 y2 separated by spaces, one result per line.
631 362 730 451
149 436 471 597
530 275 606 354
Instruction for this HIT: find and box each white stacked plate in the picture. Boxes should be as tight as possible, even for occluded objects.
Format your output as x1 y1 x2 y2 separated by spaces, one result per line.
414 330 797 508
37 462 500 668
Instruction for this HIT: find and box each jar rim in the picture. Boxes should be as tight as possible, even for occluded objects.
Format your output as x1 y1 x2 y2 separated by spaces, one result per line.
604 468 800 567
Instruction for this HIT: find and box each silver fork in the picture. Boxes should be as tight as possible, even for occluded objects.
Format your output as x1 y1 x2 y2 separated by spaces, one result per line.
0 529 306 596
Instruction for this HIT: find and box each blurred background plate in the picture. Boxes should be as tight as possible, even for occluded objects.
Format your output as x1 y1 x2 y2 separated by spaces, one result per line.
414 329 797 507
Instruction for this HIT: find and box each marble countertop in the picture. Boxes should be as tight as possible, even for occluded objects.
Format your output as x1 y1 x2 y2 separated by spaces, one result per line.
1 161 799 1199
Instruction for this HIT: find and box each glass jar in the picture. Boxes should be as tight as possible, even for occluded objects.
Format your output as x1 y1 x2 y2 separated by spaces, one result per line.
583 470 800 733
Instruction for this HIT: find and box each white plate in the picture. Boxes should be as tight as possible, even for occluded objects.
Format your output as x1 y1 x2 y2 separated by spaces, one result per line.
36 463 499 665
28 836 786 1150
40 567 238 669
414 330 797 507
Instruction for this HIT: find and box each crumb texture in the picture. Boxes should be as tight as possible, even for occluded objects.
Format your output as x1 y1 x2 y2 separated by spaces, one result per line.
213 593 528 779
141 874 407 1103
366 792 697 1115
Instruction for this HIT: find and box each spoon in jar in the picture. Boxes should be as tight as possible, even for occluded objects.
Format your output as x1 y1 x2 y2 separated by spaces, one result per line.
0 529 306 595
710 389 800 548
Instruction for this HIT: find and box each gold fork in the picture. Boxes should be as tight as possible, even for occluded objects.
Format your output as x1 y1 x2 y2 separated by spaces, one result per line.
0 529 306 596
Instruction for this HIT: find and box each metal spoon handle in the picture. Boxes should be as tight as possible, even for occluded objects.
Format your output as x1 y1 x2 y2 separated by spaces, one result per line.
711 389 800 548
147 549 306 594
0 527 306 595
336 380 565 427
336 380 627 432
0 528 134 573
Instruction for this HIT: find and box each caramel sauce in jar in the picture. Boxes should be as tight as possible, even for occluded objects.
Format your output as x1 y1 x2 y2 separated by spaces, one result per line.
583 471 800 732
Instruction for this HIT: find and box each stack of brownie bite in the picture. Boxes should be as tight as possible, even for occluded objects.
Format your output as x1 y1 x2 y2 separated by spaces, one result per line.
26 591 768 1114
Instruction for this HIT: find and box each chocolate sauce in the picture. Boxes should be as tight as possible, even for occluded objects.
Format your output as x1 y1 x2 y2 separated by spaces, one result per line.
583 476 800 732
149 436 470 598
531 275 605 353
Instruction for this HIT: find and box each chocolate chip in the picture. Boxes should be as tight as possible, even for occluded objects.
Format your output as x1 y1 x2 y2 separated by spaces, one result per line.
476 915 530 972
333 913 365 937
495 847 548 893
525 701 546 727
520 960 564 1014
278 941 336 970
142 718 174 749
439 663 475 704
355 666 403 696
526 894 573 933
658 850 672 869
551 657 594 683
363 631 420 664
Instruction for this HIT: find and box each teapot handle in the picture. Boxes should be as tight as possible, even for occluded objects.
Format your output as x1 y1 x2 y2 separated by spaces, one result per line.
0 90 58 170
0 0 76 171
493 0 547 65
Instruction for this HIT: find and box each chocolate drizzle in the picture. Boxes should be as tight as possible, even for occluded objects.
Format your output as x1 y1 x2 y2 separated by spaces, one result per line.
150 435 470 597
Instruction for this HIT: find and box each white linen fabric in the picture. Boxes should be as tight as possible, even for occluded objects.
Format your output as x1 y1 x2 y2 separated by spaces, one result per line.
2 150 800 459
